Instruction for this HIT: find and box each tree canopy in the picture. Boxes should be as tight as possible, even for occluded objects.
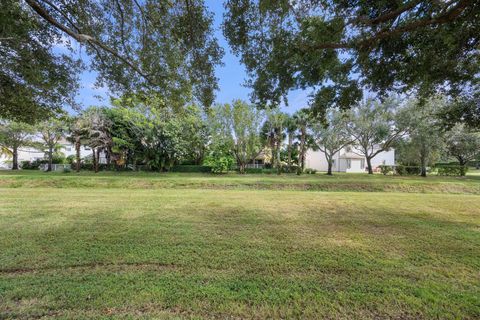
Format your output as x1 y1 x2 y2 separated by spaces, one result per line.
1 0 223 122
223 0 480 116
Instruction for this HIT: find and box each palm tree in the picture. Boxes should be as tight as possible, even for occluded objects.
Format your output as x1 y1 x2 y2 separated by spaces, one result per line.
67 116 87 172
284 115 297 172
262 109 287 174
81 107 113 173
293 109 310 175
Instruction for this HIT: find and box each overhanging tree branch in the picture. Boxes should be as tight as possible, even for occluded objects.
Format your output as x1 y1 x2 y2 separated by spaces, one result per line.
308 0 472 50
25 0 154 85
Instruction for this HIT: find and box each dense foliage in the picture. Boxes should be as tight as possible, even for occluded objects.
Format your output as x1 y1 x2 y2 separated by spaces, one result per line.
223 0 480 118
1 0 223 122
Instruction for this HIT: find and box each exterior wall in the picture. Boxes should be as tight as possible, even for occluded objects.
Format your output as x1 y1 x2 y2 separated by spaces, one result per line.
345 159 364 173
305 150 340 172
370 149 395 167
305 146 395 173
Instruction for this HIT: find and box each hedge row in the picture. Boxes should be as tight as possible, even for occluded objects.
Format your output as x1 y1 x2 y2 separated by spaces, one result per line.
379 164 468 176
170 165 212 173
436 165 468 176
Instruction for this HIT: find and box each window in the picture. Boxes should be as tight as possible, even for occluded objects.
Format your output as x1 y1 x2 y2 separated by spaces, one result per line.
85 147 91 151
346 159 351 169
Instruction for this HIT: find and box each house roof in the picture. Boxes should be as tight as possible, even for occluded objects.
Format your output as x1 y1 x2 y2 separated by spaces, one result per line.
339 152 364 160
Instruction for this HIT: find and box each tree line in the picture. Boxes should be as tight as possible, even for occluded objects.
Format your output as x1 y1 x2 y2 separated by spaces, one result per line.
1 94 479 176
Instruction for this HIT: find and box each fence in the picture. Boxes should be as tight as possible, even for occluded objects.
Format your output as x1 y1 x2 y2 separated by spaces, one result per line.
39 164 71 172
245 163 265 169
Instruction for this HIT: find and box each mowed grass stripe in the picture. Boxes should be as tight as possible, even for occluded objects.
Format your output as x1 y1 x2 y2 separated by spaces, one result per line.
0 171 479 194
0 188 479 319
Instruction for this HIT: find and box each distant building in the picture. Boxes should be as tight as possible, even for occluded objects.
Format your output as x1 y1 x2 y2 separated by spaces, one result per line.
305 145 395 173
0 137 104 170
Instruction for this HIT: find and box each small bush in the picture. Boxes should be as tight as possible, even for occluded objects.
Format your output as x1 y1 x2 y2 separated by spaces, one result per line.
379 165 393 175
245 168 263 174
395 165 405 175
436 165 468 176
304 168 317 174
395 165 421 175
21 160 44 170
63 167 72 173
171 165 212 173
203 156 235 174
405 166 421 175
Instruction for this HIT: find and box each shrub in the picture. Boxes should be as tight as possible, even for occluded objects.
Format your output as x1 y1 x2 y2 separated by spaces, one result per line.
404 166 421 175
304 168 317 174
379 165 393 175
63 167 72 173
20 160 44 170
66 155 76 164
436 165 468 176
395 165 421 175
245 168 263 174
171 165 212 173
262 168 277 174
203 155 235 174
395 165 405 175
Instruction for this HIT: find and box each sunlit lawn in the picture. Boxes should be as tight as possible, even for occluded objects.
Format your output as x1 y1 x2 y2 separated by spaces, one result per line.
0 171 479 319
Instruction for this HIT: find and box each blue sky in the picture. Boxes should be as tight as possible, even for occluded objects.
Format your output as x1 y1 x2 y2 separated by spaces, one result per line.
72 1 309 115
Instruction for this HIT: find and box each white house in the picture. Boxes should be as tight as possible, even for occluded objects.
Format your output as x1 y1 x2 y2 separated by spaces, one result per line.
0 137 101 170
305 145 395 173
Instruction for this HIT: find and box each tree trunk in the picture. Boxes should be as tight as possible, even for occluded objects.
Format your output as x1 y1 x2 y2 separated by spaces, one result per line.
12 146 18 170
270 137 276 169
287 134 292 172
420 156 427 177
95 148 101 173
276 139 281 175
92 149 97 173
47 146 53 172
75 138 81 172
366 157 373 174
327 157 333 175
297 128 306 175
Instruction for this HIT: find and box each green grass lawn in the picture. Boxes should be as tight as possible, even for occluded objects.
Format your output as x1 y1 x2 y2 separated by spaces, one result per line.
0 171 479 319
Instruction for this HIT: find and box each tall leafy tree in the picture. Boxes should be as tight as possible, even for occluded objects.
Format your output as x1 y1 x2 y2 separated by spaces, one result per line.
0 121 34 170
445 123 480 166
312 110 352 175
0 0 79 123
1 0 223 122
37 118 67 171
224 0 480 116
348 98 405 174
210 100 264 174
398 97 446 177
